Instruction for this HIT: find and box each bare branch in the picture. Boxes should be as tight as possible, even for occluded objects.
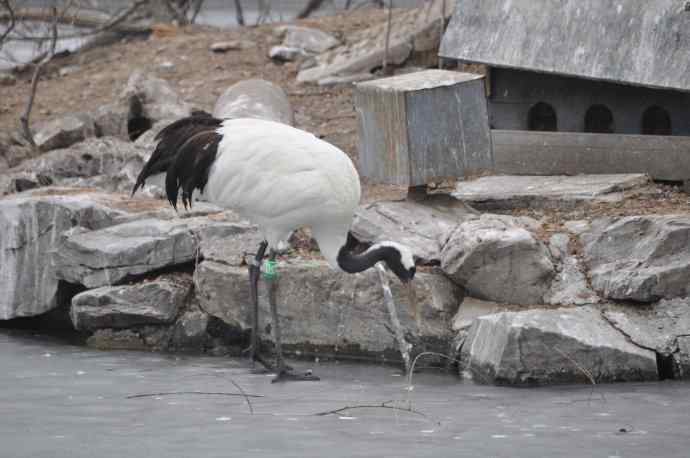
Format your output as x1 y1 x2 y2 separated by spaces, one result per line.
313 400 430 419
1 0 150 41
20 4 59 149
126 391 264 399
189 0 204 24
0 0 16 49
296 0 326 19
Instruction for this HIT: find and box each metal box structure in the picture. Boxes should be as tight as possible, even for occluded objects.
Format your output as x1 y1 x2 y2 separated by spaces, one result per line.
439 0 690 181
354 70 494 186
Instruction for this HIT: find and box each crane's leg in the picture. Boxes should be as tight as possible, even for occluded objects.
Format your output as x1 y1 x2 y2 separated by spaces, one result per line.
246 241 268 369
265 250 319 383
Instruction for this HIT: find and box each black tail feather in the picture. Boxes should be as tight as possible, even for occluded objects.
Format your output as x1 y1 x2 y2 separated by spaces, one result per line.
131 111 221 197
163 126 223 210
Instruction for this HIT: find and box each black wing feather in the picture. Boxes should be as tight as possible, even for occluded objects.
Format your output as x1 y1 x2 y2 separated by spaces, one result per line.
131 111 221 197
165 129 222 210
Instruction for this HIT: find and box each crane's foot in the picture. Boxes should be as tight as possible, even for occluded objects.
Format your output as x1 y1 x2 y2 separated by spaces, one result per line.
271 368 320 383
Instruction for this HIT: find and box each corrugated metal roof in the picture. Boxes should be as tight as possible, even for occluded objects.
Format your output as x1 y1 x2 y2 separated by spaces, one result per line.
439 0 690 92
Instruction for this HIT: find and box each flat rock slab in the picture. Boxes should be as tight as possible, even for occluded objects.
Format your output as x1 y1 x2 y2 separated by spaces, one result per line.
0 192 130 319
460 306 658 385
54 217 252 288
71 275 192 331
452 174 649 210
194 259 462 357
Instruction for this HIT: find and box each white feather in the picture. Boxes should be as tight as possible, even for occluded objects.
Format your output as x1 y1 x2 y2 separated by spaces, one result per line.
204 118 361 268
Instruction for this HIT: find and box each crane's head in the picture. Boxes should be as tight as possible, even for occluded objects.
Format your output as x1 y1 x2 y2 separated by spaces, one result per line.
374 241 416 284
374 241 420 326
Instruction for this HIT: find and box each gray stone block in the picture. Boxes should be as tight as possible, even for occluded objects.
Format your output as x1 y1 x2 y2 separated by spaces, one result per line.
460 306 658 385
355 70 494 186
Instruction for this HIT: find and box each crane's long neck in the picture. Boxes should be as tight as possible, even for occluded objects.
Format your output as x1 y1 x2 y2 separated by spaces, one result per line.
336 232 388 274
337 244 388 274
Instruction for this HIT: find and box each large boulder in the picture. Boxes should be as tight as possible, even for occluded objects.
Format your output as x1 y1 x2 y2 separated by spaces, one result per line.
602 298 690 379
122 70 193 122
70 274 192 331
194 259 462 358
33 113 97 152
580 216 690 302
441 215 555 304
212 79 294 126
54 218 254 288
352 199 475 264
460 306 658 385
0 191 129 319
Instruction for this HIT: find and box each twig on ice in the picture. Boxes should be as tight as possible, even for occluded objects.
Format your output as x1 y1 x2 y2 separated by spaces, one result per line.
126 391 263 399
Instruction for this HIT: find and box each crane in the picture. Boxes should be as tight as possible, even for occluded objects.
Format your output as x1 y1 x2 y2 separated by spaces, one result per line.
132 113 416 381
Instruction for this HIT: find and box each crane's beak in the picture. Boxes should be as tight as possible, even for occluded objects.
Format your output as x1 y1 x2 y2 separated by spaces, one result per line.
401 281 419 327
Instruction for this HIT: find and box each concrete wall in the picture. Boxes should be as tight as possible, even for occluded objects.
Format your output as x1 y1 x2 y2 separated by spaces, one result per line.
492 130 690 181
488 68 690 136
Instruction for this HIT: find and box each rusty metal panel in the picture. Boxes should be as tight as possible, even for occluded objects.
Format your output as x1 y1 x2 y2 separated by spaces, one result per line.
354 85 410 186
492 130 690 181
355 70 494 186
440 0 690 92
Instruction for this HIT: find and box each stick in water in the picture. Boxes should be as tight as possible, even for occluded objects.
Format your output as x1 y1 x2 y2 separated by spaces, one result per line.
375 262 412 374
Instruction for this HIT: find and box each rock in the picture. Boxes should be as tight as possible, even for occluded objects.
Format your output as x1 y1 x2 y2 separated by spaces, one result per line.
54 218 254 288
297 0 452 83
678 336 690 379
170 309 211 349
441 215 555 304
86 326 172 351
602 298 690 378
157 61 176 73
275 25 340 54
91 103 130 139
0 131 35 170
0 191 130 319
87 328 148 350
10 137 145 194
70 275 192 331
194 259 462 357
459 306 658 385
210 40 254 52
451 297 515 333
452 174 649 211
58 65 80 77
212 79 294 126
269 46 307 62
352 199 475 263
580 216 690 302
33 113 97 152
544 233 600 306
0 72 16 86
198 223 264 266
120 70 192 138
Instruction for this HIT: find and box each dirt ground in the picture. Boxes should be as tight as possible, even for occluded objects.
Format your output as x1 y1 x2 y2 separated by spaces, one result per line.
1 8 689 215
